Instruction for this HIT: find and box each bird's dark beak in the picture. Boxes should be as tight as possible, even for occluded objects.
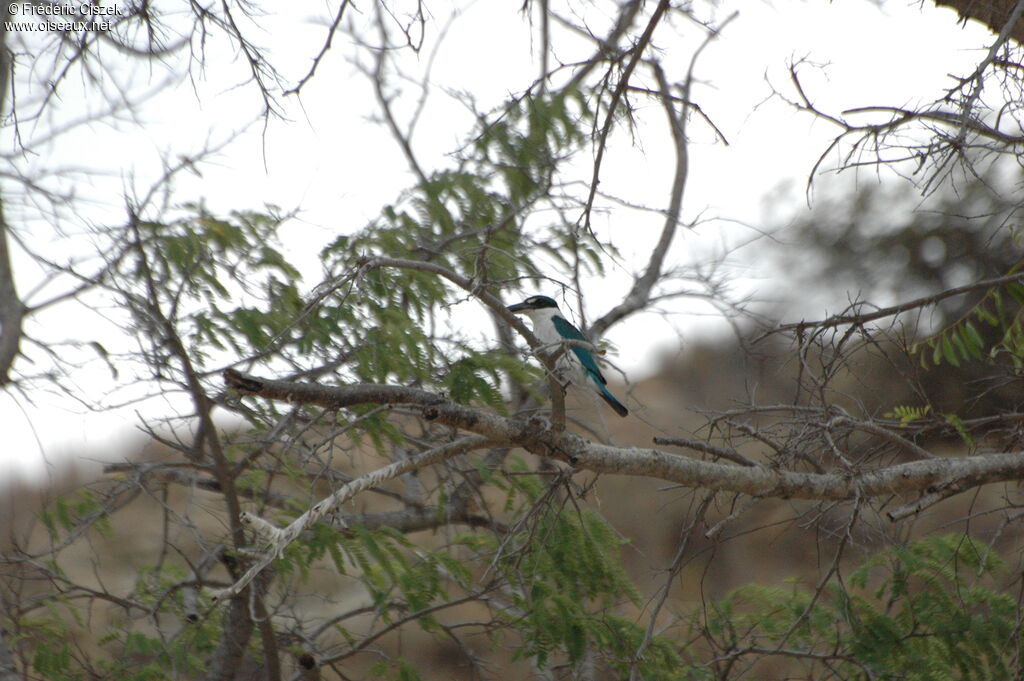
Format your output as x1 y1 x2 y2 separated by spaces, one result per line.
506 301 530 313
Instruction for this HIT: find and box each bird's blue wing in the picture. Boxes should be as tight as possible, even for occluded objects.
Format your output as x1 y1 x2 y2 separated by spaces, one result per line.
551 314 628 417
551 315 607 385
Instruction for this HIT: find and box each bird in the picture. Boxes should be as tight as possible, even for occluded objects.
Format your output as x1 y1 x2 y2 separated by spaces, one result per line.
507 294 628 417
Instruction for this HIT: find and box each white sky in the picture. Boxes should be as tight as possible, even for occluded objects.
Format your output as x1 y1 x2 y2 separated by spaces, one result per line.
0 0 997 483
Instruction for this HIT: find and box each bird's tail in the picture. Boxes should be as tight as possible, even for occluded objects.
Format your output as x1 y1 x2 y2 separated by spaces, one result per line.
597 384 629 417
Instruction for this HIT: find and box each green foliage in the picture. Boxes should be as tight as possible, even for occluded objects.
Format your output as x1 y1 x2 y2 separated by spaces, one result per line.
17 578 220 681
282 520 349 579
25 483 1022 681
282 471 685 679
39 488 111 543
703 534 1021 680
91 623 221 681
113 88 617 433
307 89 614 395
883 406 975 446
944 412 975 447
286 522 465 631
593 616 686 681
916 270 1024 368
91 564 222 679
368 657 422 681
127 205 303 362
884 403 932 426
494 503 644 670
444 352 531 411
19 607 78 680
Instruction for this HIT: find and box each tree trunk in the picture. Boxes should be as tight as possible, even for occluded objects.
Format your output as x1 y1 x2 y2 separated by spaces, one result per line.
933 0 1024 45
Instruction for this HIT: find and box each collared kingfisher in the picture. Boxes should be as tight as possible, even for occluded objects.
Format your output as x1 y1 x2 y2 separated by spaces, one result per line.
507 295 628 417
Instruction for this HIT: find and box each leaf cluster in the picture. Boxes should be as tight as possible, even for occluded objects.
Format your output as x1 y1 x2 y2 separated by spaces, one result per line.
123 205 303 366
917 272 1024 369
702 534 1021 680
297 91 612 396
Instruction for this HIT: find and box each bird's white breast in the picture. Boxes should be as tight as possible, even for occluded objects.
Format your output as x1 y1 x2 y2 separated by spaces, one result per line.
522 307 564 345
522 307 585 379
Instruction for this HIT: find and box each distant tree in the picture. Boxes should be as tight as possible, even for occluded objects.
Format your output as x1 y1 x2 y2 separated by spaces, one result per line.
4 2 1024 681
767 168 1024 416
778 172 1021 321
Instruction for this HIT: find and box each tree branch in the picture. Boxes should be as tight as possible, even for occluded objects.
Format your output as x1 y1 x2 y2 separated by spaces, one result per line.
208 414 498 602
764 269 1024 337
579 0 671 234
0 626 21 681
0 197 25 385
223 369 1024 506
590 13 735 340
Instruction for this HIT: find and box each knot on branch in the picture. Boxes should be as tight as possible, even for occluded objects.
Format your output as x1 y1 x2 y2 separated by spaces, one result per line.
512 413 578 464
239 511 289 556
223 368 264 393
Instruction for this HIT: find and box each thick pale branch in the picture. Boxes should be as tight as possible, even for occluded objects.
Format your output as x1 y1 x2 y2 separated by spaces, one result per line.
104 463 493 532
223 370 1024 503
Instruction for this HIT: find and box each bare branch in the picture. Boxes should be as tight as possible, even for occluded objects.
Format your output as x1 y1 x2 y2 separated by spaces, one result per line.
284 1 352 97
590 12 736 340
579 0 671 234
764 269 1024 337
